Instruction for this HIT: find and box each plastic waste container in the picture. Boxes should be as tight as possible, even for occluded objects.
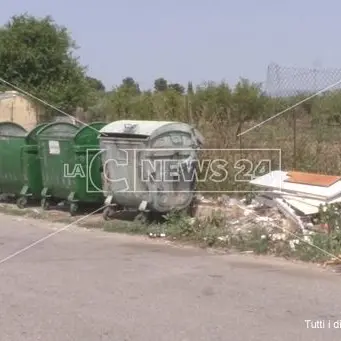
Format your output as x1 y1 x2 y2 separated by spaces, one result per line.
0 122 27 200
17 123 47 208
99 120 204 220
36 121 106 215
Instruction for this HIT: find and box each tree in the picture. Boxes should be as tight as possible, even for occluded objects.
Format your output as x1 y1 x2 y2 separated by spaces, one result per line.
86 76 105 92
187 81 194 94
233 78 266 138
168 83 185 95
0 14 91 116
120 77 140 95
154 78 168 92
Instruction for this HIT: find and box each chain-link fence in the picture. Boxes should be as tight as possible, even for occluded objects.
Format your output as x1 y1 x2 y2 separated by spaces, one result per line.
266 62 341 97
239 63 341 175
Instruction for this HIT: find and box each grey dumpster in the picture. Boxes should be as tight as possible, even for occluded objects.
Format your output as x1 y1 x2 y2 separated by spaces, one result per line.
99 120 204 220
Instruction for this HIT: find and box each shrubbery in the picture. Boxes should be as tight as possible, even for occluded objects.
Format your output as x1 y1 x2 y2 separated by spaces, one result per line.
2 14 341 191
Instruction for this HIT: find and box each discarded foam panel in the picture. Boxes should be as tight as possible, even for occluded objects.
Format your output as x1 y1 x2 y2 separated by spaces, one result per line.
285 171 341 187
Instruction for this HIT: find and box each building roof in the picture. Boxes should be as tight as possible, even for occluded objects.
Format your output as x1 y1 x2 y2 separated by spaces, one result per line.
0 91 18 100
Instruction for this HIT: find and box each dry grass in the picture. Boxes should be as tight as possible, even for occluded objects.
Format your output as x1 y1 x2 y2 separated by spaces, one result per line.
85 85 341 191
190 114 341 193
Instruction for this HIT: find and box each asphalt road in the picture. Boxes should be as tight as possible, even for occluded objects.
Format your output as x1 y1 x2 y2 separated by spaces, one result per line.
0 213 340 341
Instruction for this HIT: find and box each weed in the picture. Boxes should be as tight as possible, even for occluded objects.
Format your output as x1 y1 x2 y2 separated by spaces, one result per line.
2 202 341 265
294 230 341 262
318 203 341 232
103 221 147 234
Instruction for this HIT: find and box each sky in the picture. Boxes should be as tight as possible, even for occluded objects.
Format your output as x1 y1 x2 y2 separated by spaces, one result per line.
1 0 341 91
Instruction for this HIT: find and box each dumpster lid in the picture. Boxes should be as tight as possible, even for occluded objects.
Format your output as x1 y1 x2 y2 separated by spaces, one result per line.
25 123 47 144
99 120 181 137
74 122 106 144
0 122 27 136
36 122 78 139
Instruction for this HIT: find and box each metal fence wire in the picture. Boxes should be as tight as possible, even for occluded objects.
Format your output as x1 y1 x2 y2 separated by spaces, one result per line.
266 62 341 97
240 63 341 175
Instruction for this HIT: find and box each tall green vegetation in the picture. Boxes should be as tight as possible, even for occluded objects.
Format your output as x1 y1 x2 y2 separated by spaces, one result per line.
0 14 96 114
2 13 341 183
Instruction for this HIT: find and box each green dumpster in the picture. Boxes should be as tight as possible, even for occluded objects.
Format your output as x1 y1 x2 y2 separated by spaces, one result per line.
0 122 27 200
17 123 47 208
36 121 105 215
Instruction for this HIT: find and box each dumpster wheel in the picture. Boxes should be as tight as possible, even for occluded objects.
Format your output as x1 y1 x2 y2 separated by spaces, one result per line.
16 196 28 209
103 205 123 220
69 203 79 216
134 211 151 224
103 207 113 220
41 198 50 211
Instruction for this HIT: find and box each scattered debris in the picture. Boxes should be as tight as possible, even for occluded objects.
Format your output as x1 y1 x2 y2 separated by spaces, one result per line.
148 232 166 238
289 239 300 250
250 170 341 232
195 193 293 243
270 233 287 241
323 255 341 267
192 173 341 259
217 235 229 242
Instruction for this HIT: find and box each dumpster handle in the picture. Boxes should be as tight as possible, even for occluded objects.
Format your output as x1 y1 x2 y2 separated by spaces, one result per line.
124 123 137 132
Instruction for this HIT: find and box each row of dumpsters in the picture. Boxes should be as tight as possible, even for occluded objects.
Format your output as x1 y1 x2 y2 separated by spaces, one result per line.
0 119 204 220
